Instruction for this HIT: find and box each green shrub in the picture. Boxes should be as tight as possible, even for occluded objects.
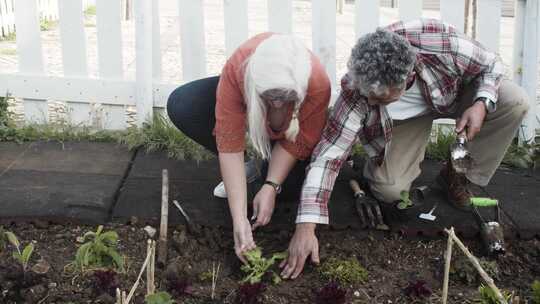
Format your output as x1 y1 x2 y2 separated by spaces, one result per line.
477 284 512 304
532 280 540 304
145 291 175 304
72 225 124 273
319 257 368 285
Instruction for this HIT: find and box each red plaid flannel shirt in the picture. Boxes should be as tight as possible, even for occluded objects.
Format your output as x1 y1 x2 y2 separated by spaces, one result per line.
297 19 504 224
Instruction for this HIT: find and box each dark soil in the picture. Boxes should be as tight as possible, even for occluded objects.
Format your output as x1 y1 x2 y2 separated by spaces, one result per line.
0 221 539 304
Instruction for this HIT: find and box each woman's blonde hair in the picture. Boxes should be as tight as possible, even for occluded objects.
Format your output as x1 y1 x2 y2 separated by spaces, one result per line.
243 34 312 159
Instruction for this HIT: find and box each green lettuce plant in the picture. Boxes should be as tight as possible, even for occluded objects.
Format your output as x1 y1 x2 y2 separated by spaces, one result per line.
241 248 286 284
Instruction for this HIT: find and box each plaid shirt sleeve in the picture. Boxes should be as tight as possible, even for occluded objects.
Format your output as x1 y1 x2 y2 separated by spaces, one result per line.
296 83 366 224
451 31 505 103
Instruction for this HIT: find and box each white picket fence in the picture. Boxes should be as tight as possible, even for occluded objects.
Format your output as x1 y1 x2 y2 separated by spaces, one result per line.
0 0 538 141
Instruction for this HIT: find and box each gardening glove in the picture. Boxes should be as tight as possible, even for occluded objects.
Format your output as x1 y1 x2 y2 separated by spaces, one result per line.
251 184 277 230
233 217 257 265
280 223 320 280
456 101 487 141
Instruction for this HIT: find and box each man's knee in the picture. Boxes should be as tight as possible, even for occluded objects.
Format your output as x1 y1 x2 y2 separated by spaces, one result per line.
497 82 530 120
369 182 404 203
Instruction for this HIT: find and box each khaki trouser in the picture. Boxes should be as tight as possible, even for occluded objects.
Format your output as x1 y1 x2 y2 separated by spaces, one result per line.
363 80 530 203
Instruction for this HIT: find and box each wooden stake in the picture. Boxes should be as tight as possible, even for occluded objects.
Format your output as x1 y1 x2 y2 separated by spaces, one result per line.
125 240 154 304
444 228 508 304
442 228 454 304
158 169 169 265
146 239 155 295
116 288 122 304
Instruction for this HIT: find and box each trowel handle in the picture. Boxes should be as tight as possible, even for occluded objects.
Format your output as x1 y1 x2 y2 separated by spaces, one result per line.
470 197 498 207
349 179 365 198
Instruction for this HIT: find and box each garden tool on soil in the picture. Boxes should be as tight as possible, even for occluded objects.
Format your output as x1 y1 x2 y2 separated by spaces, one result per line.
349 179 390 231
419 203 438 221
173 200 198 234
471 197 506 256
450 132 473 174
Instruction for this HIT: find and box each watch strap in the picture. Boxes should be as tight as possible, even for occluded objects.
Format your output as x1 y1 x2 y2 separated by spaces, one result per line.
263 180 282 194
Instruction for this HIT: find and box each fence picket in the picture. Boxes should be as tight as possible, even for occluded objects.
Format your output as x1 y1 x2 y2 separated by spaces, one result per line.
96 0 125 130
267 0 292 34
134 0 153 126
224 0 248 57
178 0 206 82
476 0 502 52
58 0 91 126
355 0 379 39
399 0 422 21
312 0 337 87
152 0 161 81
440 0 465 32
520 0 540 141
14 0 47 124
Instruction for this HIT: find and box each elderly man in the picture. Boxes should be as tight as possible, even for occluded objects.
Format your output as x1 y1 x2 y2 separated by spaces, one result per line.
279 18 529 279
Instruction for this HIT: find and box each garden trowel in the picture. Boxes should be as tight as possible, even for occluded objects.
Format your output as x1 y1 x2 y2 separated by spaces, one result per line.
450 132 473 174
471 197 505 256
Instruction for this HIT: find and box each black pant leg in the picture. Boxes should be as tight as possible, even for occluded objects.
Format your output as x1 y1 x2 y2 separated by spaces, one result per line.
166 76 220 154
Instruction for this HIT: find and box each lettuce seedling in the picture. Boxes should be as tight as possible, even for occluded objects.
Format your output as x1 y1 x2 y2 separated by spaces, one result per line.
531 280 540 304
93 269 119 296
145 291 175 304
73 225 124 273
241 248 286 284
397 190 413 209
5 231 34 273
314 282 347 304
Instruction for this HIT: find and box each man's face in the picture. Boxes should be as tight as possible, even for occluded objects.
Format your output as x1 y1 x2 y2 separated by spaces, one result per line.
366 85 406 106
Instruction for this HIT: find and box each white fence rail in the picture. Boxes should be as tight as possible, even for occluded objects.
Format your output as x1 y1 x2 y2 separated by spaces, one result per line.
0 0 538 140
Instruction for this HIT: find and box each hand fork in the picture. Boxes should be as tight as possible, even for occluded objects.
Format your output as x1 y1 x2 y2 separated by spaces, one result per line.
349 179 390 231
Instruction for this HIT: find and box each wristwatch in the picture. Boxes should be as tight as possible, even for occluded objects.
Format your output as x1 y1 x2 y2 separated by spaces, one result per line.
263 180 282 194
475 97 496 114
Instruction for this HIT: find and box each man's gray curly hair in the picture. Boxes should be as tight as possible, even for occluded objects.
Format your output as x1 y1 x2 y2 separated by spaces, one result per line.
347 28 417 96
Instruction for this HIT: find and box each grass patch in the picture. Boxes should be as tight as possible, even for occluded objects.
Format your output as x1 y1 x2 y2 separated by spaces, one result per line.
40 19 58 31
84 5 97 16
0 32 16 42
426 130 456 161
0 48 17 56
121 114 213 161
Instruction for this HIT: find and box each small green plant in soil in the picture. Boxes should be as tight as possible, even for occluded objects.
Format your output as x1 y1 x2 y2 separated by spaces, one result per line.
318 257 368 285
532 280 540 304
313 282 347 304
397 190 414 209
503 140 540 169
72 225 124 273
477 284 512 304
235 282 266 304
4 231 35 273
145 291 175 304
241 247 286 284
450 255 500 285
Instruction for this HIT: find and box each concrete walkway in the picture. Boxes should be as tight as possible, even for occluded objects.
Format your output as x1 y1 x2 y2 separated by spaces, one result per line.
1 141 538 240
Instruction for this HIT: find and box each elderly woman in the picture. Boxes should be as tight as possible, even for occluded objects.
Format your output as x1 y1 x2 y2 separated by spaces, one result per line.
167 33 331 264
280 19 529 279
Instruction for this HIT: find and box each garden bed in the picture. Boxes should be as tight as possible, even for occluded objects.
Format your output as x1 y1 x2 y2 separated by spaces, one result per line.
1 221 539 304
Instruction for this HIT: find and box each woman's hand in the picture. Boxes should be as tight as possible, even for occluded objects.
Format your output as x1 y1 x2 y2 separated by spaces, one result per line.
280 223 319 279
233 217 257 264
251 184 277 230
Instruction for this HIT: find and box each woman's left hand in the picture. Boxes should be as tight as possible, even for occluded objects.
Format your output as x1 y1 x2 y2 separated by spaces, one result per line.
251 184 277 230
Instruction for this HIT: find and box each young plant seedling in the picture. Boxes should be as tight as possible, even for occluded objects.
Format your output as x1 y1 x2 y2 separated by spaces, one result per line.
93 269 120 296
318 257 368 285
4 231 35 273
73 225 125 273
241 248 286 284
397 190 414 210
532 280 540 304
145 291 175 304
477 284 513 304
235 282 266 304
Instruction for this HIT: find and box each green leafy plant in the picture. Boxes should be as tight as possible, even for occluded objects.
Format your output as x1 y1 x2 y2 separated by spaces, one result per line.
503 141 540 169
4 231 34 273
318 257 368 285
73 225 124 273
426 129 455 161
450 255 500 285
241 248 286 284
397 190 413 210
477 284 512 304
145 291 175 304
532 280 540 304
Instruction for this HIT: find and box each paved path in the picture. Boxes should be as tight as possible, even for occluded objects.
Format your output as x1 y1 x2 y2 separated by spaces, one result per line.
1 141 538 241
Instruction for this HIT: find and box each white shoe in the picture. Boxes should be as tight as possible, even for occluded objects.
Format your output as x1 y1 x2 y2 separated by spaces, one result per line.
213 181 227 198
